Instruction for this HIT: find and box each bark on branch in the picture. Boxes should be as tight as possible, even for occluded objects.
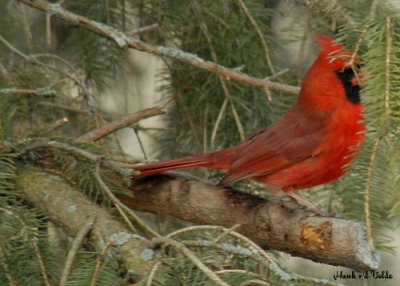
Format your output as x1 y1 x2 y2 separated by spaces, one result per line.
16 168 156 276
17 0 300 95
120 174 380 271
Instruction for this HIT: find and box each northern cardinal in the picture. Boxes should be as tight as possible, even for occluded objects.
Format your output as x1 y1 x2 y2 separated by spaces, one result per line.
133 35 365 206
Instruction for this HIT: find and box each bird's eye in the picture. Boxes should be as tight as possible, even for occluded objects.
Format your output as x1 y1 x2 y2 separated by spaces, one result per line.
335 67 361 104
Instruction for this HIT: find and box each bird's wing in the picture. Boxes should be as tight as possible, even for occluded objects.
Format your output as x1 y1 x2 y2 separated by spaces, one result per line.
221 106 329 185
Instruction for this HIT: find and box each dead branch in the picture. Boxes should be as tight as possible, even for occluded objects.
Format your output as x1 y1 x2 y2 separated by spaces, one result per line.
18 0 300 95
120 174 380 271
78 107 165 142
16 167 156 276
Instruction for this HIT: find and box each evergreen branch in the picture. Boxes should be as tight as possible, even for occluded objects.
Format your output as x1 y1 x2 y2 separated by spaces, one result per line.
235 0 276 74
304 0 357 30
92 165 160 238
90 241 112 286
78 107 165 142
0 205 51 285
30 53 77 73
32 238 52 286
114 203 137 233
0 246 17 286
174 89 203 152
123 174 380 270
349 0 377 66
166 225 275 264
16 168 156 279
17 140 135 174
0 35 81 86
17 0 300 95
151 237 230 286
59 216 96 286
194 1 245 141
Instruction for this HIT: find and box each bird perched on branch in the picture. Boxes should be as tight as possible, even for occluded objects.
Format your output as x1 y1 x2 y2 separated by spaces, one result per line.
133 35 365 208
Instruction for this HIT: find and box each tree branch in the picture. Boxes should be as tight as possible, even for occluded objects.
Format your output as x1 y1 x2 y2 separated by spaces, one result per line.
0 87 56 96
16 168 156 276
17 0 300 95
121 174 380 271
78 107 165 142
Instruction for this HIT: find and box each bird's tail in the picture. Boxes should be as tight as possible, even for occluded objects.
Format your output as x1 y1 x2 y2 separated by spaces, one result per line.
132 148 238 179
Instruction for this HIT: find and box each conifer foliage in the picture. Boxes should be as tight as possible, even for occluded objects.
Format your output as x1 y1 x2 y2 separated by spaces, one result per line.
0 0 399 285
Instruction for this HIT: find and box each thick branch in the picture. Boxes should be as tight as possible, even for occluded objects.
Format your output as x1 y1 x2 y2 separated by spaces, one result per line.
121 174 380 271
18 0 300 95
78 107 165 142
16 168 155 276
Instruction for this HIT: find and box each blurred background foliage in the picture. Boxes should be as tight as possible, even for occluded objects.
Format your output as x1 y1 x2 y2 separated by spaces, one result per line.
0 0 399 285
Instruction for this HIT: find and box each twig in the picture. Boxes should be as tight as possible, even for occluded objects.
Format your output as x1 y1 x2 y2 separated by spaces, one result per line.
92 165 160 238
19 2 33 48
46 13 52 46
0 88 56 96
145 261 161 286
172 88 203 151
194 2 245 141
240 279 271 286
43 117 69 135
384 16 392 126
349 0 378 66
0 246 17 286
235 0 276 74
39 101 89 114
115 203 137 233
60 216 96 286
364 139 380 252
17 0 300 95
128 23 159 35
202 10 229 29
131 126 148 160
78 107 165 142
90 241 113 286
31 53 77 72
152 237 230 286
211 98 228 149
17 139 135 174
266 68 290 80
213 224 241 243
33 240 52 286
0 61 14 84
167 225 274 264
0 35 81 85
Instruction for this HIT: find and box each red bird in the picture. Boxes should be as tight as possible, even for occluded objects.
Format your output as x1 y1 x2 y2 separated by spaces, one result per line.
133 35 365 206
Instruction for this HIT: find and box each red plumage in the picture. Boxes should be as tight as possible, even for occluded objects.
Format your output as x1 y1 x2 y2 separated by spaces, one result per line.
133 35 365 194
